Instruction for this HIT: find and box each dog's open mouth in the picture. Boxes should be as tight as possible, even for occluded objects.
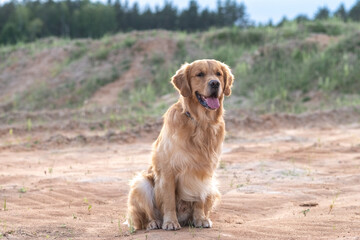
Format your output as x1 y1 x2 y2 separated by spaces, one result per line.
195 92 220 110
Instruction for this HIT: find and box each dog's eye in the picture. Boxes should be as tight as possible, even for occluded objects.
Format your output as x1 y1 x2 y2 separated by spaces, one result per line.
196 72 204 77
216 71 222 76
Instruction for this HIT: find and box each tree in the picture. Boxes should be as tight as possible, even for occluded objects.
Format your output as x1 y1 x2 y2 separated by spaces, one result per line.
199 8 216 30
215 0 248 27
277 16 288 27
41 0 62 36
178 0 200 30
216 0 225 26
114 0 126 31
0 22 21 44
349 0 360 21
0 1 16 36
140 6 154 30
0 0 252 45
155 1 177 30
234 2 248 27
59 1 71 37
314 6 330 20
28 18 43 41
295 14 309 23
127 2 140 30
334 3 347 21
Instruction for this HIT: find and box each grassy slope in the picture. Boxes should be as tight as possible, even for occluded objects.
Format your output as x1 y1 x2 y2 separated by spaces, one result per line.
1 20 360 117
204 20 360 113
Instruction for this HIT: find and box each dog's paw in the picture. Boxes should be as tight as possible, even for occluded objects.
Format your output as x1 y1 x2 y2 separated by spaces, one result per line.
193 218 212 228
162 220 181 231
146 220 162 230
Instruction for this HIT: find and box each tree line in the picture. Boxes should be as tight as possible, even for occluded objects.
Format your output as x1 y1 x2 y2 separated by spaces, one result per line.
273 1 360 26
0 0 248 44
1 0 360 45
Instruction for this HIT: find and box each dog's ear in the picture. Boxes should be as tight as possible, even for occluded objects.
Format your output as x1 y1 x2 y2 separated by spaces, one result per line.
171 63 191 98
221 62 234 96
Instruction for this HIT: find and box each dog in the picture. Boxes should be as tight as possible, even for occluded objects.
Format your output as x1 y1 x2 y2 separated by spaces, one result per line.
127 59 234 231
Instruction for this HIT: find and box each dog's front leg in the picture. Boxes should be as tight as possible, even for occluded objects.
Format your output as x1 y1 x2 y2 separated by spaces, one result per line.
157 175 181 230
192 201 212 228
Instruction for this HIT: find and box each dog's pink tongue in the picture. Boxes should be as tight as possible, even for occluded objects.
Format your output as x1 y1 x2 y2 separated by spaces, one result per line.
205 97 220 109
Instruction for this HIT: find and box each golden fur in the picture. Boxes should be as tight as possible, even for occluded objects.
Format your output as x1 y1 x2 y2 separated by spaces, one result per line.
127 59 234 231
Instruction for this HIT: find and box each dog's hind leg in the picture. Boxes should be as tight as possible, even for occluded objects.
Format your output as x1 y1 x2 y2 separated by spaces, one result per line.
127 171 161 230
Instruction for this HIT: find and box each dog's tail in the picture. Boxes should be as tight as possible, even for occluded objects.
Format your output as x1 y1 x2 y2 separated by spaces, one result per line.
127 167 157 230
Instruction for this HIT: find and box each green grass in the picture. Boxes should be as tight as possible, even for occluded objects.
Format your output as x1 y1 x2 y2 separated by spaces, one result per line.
90 46 111 61
122 36 137 48
128 218 135 234
27 119 32 131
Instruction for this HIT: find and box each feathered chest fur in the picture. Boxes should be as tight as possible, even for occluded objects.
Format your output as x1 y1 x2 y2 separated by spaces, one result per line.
156 117 224 174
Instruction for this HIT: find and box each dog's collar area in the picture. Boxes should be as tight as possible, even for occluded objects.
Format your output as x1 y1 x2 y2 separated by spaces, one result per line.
185 111 194 121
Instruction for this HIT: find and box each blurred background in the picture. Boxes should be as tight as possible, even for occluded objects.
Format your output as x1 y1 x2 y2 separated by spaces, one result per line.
0 0 360 137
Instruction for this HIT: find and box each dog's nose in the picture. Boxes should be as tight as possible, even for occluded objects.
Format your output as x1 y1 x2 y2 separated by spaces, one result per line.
209 80 220 89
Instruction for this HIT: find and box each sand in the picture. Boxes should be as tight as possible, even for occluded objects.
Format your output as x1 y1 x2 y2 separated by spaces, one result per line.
1 122 360 239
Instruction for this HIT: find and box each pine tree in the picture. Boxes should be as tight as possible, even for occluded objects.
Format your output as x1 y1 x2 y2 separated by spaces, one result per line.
179 0 200 30
314 6 330 20
277 16 288 27
334 3 347 21
295 14 309 23
349 0 360 21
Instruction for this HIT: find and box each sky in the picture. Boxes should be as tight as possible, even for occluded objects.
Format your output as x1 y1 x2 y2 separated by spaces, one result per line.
126 0 357 24
0 0 357 24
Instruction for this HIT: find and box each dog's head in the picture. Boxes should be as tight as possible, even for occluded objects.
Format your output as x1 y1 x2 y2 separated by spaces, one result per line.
171 59 234 110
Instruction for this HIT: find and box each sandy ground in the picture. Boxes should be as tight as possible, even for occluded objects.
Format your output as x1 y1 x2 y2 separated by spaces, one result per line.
1 123 360 239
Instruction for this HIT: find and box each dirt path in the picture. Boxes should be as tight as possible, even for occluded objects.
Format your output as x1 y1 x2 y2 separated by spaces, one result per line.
1 124 360 239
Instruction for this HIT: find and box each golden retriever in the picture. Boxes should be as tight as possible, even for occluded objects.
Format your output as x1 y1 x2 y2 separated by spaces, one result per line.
127 59 234 231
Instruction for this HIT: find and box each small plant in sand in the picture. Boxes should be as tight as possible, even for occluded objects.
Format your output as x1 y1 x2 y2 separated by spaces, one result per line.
127 218 135 234
18 187 27 193
301 208 310 216
83 197 92 214
117 219 122 235
329 193 340 214
27 119 32 131
188 223 197 237
59 224 67 228
218 229 223 239
88 204 92 213
219 161 227 170
317 138 322 147
230 178 234 188
116 215 135 236
3 198 6 211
